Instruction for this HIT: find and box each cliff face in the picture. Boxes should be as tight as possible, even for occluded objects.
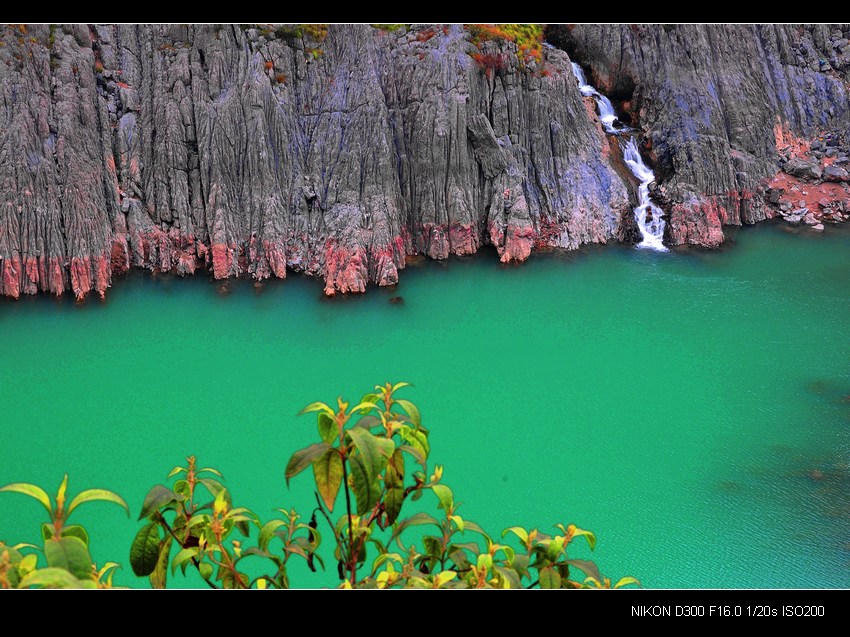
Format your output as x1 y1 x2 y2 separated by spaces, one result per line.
1 24 848 300
551 24 850 247
0 23 631 299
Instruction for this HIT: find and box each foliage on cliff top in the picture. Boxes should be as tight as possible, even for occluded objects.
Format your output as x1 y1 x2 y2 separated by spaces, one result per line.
466 23 544 66
0 383 637 589
372 24 409 33
273 24 328 42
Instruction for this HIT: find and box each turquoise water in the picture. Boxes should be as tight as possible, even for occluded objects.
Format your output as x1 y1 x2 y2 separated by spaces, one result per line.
1 221 849 588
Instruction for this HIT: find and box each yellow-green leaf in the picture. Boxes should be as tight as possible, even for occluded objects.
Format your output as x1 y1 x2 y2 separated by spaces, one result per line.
138 485 184 520
317 412 336 444
67 489 129 517
19 553 38 574
434 570 457 587
539 565 561 589
298 401 334 417
384 486 404 525
349 455 380 516
568 525 597 551
44 536 93 580
394 399 420 427
0 482 53 516
285 442 331 486
346 428 394 482
151 538 171 589
18 567 84 589
614 576 642 589
313 449 343 511
432 484 453 512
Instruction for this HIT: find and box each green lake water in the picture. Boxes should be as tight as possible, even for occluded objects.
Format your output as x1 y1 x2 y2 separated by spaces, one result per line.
1 221 849 588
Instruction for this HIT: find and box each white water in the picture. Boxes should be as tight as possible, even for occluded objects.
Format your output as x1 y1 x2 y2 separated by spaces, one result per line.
571 62 667 251
571 63 621 134
622 138 667 251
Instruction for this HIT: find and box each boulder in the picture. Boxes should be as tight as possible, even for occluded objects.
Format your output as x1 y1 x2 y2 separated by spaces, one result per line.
784 158 823 180
824 165 850 182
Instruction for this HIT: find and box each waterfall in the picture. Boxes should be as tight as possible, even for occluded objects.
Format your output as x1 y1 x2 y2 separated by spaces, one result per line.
571 62 667 251
622 138 668 251
571 63 621 134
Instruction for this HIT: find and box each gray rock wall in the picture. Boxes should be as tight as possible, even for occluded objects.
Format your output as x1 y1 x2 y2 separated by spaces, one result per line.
0 24 629 299
551 24 850 246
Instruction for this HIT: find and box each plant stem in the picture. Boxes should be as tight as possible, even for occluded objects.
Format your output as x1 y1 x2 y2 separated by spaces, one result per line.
340 454 356 586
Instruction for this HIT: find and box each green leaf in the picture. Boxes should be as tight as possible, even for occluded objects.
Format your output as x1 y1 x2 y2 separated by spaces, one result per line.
394 399 420 427
66 488 129 517
451 541 481 555
20 553 38 573
285 442 331 486
0 482 52 516
349 401 378 416
198 477 226 497
449 549 471 570
313 449 343 511
360 392 381 405
434 570 457 587
151 539 171 589
450 515 464 532
511 553 530 579
167 466 186 478
384 486 404 525
129 523 161 576
494 565 521 589
391 381 411 393
44 536 93 580
41 523 54 542
398 426 429 459
18 567 83 589
60 525 89 547
171 547 200 575
346 428 394 482
349 455 380 516
502 526 528 544
614 576 642 589
198 467 223 477
462 520 491 543
317 412 336 444
389 448 405 481
198 561 213 581
431 484 454 512
423 536 442 558
539 565 561 589
571 527 597 551
355 415 382 430
138 485 184 520
258 519 287 552
298 401 334 417
390 512 440 543
399 444 426 467
565 558 602 583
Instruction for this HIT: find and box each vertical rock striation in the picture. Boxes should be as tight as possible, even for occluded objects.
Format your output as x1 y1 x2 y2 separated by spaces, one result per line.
0 24 630 299
550 24 850 247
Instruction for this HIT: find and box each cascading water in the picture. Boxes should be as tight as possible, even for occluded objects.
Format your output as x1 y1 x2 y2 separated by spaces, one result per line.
571 63 620 134
570 62 667 251
622 138 668 251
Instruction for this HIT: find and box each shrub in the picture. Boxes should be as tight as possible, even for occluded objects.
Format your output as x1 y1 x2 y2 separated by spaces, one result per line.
371 24 409 33
0 383 637 589
466 23 545 70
